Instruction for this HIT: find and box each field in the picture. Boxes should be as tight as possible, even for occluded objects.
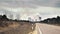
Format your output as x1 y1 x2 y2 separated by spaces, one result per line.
0 21 36 34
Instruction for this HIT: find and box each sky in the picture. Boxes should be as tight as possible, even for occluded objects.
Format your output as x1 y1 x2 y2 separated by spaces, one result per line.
0 0 60 21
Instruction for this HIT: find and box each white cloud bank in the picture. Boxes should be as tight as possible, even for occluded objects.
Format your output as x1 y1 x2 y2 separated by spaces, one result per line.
0 6 60 20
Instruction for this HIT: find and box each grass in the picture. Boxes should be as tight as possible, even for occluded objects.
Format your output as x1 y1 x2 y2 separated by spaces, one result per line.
0 21 36 34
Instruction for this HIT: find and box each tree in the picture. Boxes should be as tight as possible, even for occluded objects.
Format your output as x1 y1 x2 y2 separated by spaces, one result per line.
2 15 8 20
56 16 60 24
39 17 41 20
2 15 7 19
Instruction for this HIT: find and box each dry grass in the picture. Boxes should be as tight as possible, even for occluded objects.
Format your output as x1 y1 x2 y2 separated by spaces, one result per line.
0 22 19 32
0 22 36 34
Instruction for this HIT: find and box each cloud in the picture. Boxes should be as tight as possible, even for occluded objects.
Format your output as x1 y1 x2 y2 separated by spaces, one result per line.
0 5 60 20
0 0 60 8
0 0 60 20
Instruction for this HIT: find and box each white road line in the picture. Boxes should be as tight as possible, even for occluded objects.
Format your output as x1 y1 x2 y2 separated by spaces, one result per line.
32 27 33 30
37 24 43 34
32 24 33 30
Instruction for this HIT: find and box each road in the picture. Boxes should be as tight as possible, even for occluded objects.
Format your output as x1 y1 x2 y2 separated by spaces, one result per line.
36 23 60 34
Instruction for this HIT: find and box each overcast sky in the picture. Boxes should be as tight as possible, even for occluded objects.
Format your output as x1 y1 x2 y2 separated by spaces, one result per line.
0 0 60 20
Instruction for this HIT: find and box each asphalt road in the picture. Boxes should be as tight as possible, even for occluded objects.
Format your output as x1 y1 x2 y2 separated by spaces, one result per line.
36 23 60 34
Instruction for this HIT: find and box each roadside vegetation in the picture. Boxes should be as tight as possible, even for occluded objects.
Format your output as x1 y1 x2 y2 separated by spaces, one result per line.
40 16 60 26
0 15 36 34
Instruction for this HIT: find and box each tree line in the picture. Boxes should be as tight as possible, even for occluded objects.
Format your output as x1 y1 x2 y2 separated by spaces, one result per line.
40 16 60 25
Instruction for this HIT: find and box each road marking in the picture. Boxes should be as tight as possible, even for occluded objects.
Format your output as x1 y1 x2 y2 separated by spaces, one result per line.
32 27 33 30
38 26 43 34
37 24 43 34
32 24 34 30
